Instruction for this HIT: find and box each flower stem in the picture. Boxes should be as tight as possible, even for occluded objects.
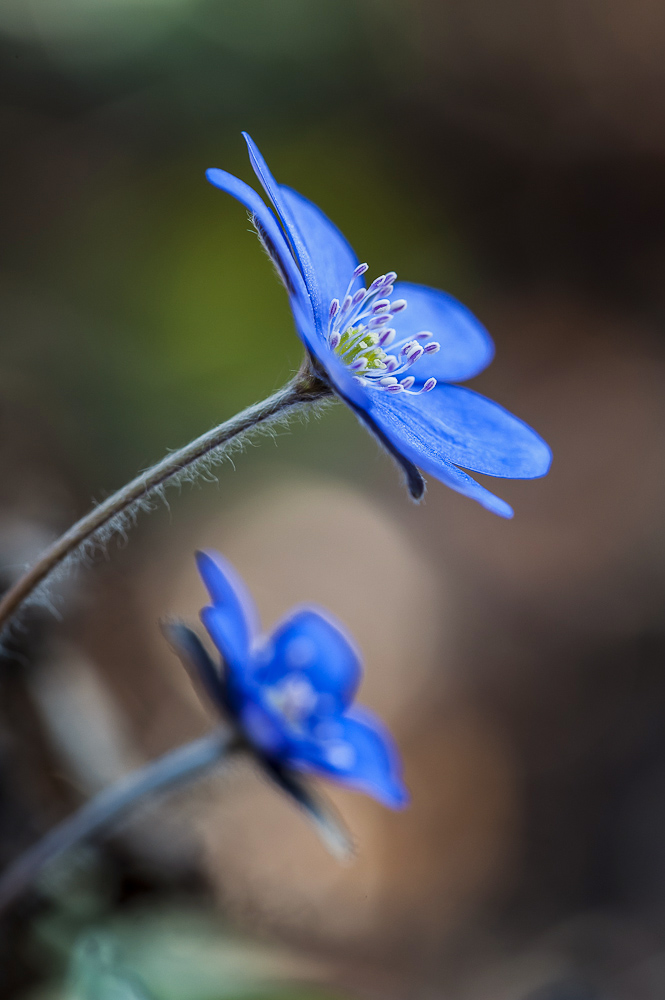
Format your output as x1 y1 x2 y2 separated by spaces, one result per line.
0 366 332 635
0 727 239 914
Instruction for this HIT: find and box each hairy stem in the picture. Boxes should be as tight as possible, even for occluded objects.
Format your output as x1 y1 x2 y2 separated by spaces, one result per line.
0 367 332 635
0 728 238 914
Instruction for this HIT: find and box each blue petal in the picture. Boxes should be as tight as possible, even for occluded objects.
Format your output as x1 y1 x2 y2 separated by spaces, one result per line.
254 607 362 712
356 395 511 515
365 384 551 516
238 697 291 757
389 282 495 383
206 159 367 407
279 185 361 324
196 550 259 675
379 384 551 478
288 707 409 810
242 135 364 332
242 133 323 324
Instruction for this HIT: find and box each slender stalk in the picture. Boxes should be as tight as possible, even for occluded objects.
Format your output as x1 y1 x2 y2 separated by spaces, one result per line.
0 728 239 914
0 368 332 635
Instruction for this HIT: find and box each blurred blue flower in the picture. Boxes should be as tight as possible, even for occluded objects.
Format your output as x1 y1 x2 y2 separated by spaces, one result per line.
192 549 408 809
206 133 551 516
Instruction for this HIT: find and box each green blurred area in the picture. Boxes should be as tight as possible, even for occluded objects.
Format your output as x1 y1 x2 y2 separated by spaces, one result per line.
20 851 349 1000
0 0 469 493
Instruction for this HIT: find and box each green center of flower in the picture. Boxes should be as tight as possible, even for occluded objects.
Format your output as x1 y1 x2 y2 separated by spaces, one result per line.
334 327 388 373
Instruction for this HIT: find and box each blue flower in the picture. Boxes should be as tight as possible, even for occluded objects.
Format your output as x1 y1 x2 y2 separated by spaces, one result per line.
206 133 551 517
183 549 408 810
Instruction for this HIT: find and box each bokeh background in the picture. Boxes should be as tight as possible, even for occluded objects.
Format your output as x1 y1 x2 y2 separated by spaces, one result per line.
2 1 665 997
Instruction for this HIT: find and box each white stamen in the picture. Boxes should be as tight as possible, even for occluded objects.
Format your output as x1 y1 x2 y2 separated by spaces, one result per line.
327 267 439 394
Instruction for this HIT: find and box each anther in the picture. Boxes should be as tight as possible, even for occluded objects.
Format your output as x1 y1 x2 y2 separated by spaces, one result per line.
407 346 424 365
329 332 341 350
378 328 396 347
350 358 368 371
415 331 432 340
369 315 390 329
329 299 339 320
400 376 415 390
390 299 407 314
353 262 369 278
352 288 366 306
372 299 391 313
423 378 437 392
423 341 440 354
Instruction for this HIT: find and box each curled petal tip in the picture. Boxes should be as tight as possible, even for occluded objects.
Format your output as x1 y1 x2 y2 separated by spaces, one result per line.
408 469 426 502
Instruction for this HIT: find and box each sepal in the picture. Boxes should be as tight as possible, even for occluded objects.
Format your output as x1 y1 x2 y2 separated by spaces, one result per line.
260 757 355 862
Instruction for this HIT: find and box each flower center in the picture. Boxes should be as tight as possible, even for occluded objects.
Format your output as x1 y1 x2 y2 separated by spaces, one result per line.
326 263 439 395
265 674 317 726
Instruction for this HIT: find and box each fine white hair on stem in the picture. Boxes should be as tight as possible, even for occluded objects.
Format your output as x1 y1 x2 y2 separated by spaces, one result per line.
0 367 333 639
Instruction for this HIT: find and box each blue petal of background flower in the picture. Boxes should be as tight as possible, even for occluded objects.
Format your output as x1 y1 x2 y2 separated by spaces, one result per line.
195 550 409 810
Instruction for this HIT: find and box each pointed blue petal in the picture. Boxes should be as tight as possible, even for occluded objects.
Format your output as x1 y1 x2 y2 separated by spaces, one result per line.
206 156 366 406
255 607 362 712
196 550 259 675
389 282 495 383
242 134 364 336
242 132 323 325
288 708 409 810
279 185 361 323
361 394 513 516
375 384 551 478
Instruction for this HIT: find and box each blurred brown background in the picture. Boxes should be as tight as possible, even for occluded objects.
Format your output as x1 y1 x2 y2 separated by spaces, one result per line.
2 1 665 998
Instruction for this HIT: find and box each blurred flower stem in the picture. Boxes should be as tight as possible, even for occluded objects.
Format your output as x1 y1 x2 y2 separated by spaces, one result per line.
0 727 238 915
0 714 353 914
0 366 332 636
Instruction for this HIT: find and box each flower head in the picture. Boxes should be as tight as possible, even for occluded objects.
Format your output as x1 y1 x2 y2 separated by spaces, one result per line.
206 133 551 517
184 549 408 810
